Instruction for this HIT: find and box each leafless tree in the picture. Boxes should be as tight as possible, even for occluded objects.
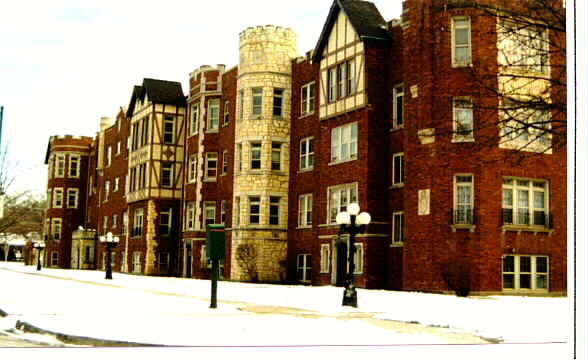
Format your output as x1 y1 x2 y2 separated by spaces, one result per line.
235 243 259 282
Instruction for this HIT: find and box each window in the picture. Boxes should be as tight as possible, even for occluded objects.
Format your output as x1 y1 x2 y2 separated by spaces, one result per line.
56 154 65 177
133 208 144 237
159 253 169 274
454 175 474 225
54 188 64 208
298 194 313 227
51 218 62 240
191 104 200 135
188 154 197 183
139 163 147 189
222 150 229 175
220 200 227 224
502 178 548 227
271 143 281 171
103 216 108 234
205 153 218 180
160 208 172 236
320 244 330 273
500 100 550 151
104 181 110 201
207 98 220 131
116 141 121 155
223 100 230 126
393 85 404 128
301 82 315 116
503 255 549 291
48 155 54 180
453 98 474 141
114 177 119 192
392 212 404 245
498 19 549 74
51 251 59 267
452 17 472 66
299 137 314 170
392 153 404 186
297 254 311 283
328 183 357 224
112 214 118 229
273 89 284 118
130 168 136 192
236 143 243 173
331 122 358 162
66 188 78 208
250 143 262 170
239 90 244 121
234 197 241 225
249 196 261 224
269 196 280 225
353 243 364 274
161 163 174 188
327 60 356 101
106 146 112 167
69 155 80 178
163 115 175 144
186 202 196 230
204 202 216 226
133 252 141 273
141 116 149 147
123 211 128 235
252 88 263 117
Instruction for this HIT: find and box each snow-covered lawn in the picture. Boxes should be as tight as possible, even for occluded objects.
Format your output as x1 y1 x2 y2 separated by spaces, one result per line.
0 261 571 357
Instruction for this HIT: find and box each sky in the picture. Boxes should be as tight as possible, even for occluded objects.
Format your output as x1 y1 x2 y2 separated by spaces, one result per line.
0 0 402 197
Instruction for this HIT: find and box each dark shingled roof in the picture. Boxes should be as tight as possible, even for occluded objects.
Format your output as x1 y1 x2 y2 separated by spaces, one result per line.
126 78 186 117
313 0 390 63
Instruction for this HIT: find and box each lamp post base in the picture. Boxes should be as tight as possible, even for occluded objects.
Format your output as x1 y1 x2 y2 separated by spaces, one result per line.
342 286 358 308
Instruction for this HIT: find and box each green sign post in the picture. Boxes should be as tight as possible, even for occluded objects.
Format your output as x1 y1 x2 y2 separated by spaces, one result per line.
206 224 225 308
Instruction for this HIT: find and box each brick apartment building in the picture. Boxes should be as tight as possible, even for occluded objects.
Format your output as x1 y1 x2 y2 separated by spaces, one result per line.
42 0 566 295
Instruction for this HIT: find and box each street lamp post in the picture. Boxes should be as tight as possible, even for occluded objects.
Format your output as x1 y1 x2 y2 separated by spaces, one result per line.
99 232 119 280
336 203 371 308
33 242 46 271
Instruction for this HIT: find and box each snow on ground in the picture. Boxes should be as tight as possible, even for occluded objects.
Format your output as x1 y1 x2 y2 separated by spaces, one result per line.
0 262 570 351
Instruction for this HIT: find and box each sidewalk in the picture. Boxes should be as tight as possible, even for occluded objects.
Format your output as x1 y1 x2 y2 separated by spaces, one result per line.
0 262 569 349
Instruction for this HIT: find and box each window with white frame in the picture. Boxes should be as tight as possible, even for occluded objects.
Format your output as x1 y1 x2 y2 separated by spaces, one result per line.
273 88 284 118
297 254 312 283
502 255 549 291
191 104 200 135
392 153 404 186
116 141 121 155
328 183 357 224
327 59 356 102
249 196 260 225
54 188 64 208
123 211 128 235
200 245 209 269
271 143 282 171
186 202 196 230
207 98 220 131
112 214 118 229
252 88 263 117
234 197 241 225
106 146 112 167
114 177 119 192
189 154 197 183
56 154 65 177
163 115 175 144
499 99 550 151
205 153 218 180
133 252 141 273
454 175 474 224
161 163 174 188
141 117 149 147
52 218 62 240
250 143 262 170
393 85 404 128
269 196 280 225
498 18 549 74
452 17 472 66
66 188 78 208
299 137 314 170
298 194 313 227
223 100 230 126
331 122 358 163
301 82 315 116
222 150 229 175
133 208 144 237
392 212 404 245
453 98 474 141
502 178 548 227
104 181 110 201
220 200 227 224
204 201 216 227
320 244 330 273
353 243 364 274
69 155 80 178
103 216 108 234
159 208 172 236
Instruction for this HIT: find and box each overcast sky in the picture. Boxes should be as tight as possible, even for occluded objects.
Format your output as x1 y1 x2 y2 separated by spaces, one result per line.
0 0 402 197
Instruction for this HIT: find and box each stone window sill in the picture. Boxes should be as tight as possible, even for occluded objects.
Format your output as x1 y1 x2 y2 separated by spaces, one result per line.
501 225 553 235
450 224 476 232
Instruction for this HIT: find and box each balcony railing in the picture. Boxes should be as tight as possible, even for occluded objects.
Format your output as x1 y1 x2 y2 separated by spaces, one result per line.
451 208 475 225
502 209 550 227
